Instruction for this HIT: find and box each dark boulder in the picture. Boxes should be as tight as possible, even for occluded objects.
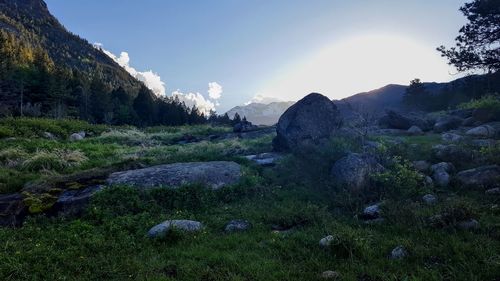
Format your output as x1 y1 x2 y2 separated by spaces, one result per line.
381 110 432 131
0 193 27 227
51 185 103 217
233 121 258 133
331 153 384 192
433 115 464 133
472 108 500 123
455 165 500 188
273 93 341 151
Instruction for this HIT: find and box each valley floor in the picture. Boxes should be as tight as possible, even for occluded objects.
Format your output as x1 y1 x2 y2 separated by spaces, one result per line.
0 118 499 281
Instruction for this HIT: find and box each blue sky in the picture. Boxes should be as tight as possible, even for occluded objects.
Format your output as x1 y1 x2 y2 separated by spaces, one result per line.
45 0 468 112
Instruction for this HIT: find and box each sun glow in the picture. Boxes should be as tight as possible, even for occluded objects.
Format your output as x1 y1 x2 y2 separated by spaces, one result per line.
260 34 459 101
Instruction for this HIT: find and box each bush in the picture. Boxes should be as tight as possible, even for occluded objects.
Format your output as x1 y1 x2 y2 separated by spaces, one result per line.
21 149 88 172
0 117 107 138
372 156 426 199
458 94 500 111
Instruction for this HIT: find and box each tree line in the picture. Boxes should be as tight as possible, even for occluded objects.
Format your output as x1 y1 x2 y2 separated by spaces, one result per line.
0 29 242 126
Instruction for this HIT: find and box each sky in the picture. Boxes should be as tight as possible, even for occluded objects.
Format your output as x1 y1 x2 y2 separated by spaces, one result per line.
45 0 468 113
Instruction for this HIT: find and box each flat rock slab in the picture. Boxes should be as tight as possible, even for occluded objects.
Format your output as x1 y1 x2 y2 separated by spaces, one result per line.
245 153 283 166
107 161 242 190
148 220 203 238
51 185 104 217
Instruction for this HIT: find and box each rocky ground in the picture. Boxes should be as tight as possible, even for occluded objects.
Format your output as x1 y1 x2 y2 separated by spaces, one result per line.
0 94 499 280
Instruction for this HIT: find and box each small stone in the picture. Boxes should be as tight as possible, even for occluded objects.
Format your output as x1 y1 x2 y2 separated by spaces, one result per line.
424 176 434 187
362 203 381 220
43 132 56 140
390 246 407 259
407 125 423 135
321 270 340 279
319 235 334 247
441 133 463 143
485 188 500 195
422 194 437 205
457 219 480 230
224 219 251 233
69 133 84 141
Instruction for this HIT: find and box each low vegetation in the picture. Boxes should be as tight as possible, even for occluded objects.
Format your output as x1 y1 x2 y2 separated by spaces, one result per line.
0 117 499 280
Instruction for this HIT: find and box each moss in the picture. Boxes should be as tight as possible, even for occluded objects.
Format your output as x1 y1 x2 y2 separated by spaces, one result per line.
21 192 58 214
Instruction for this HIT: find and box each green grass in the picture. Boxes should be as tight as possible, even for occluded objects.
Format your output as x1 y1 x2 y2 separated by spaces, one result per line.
0 120 499 280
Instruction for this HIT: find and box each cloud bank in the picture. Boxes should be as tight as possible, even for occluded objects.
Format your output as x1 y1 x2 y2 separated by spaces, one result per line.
94 43 166 96
95 43 223 114
172 90 215 116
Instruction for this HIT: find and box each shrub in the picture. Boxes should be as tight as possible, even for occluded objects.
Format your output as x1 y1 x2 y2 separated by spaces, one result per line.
372 156 426 199
21 149 88 172
0 117 107 138
458 94 500 111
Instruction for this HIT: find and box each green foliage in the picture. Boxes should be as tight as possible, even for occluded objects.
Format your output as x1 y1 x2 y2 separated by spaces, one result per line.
0 117 106 138
373 156 427 199
458 94 500 111
21 149 88 172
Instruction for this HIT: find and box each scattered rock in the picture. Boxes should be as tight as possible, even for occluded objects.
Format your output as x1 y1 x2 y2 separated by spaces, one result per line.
424 176 434 187
457 219 480 230
233 121 258 133
466 125 496 138
319 235 334 247
224 219 251 233
51 185 103 217
433 115 463 133
455 165 500 188
470 139 497 148
431 162 454 188
441 133 463 143
485 188 500 195
69 132 84 141
43 132 56 140
245 153 282 167
432 170 450 187
273 93 341 151
148 220 203 238
390 246 407 259
361 203 381 220
107 161 242 190
331 153 384 192
432 144 473 163
0 193 27 227
430 162 455 174
413 160 430 172
407 125 423 135
321 271 340 279
422 194 437 205
382 110 432 131
462 117 477 127
449 108 473 119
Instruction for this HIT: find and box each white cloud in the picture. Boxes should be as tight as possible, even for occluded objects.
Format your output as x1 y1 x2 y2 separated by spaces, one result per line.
94 43 166 97
244 94 284 105
172 90 215 116
208 82 222 100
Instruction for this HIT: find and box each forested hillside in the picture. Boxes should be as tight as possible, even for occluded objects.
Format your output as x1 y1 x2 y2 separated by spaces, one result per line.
0 0 207 126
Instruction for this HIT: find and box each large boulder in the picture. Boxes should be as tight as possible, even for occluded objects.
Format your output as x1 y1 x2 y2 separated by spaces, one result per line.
107 161 242 190
381 110 432 131
472 108 499 123
432 144 473 164
0 193 27 227
433 115 464 133
455 165 500 188
466 125 496 138
331 153 384 192
273 93 341 151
